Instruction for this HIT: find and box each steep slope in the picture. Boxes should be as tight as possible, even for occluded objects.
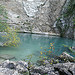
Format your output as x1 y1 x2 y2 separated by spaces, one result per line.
56 0 75 39
0 0 66 35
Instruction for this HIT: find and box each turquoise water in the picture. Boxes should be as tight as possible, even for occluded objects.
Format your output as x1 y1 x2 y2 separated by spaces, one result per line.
0 33 75 62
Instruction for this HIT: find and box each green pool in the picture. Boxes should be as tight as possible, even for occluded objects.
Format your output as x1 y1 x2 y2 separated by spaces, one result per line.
0 33 75 62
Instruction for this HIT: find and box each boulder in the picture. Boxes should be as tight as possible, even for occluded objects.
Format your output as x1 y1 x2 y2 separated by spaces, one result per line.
59 52 74 62
30 65 59 75
0 54 15 60
0 60 75 75
0 60 29 75
54 62 75 75
16 61 29 74
0 67 21 75
6 63 16 69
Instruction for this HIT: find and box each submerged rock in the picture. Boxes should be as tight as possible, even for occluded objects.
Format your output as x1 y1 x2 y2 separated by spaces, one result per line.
0 54 15 60
59 52 74 62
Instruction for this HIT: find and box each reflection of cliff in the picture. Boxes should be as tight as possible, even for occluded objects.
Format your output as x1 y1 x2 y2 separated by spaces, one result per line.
0 0 66 33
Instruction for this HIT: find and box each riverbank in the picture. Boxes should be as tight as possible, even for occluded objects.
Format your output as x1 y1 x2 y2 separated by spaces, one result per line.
17 31 60 36
0 60 75 75
0 52 75 75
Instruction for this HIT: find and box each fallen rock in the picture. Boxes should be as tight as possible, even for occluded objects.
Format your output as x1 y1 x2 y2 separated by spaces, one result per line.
59 52 74 62
6 63 16 69
0 60 29 75
0 60 75 75
0 67 21 75
54 62 75 75
30 65 59 75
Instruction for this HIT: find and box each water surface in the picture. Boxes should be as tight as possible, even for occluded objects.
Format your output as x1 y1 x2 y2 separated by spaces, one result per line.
0 33 75 62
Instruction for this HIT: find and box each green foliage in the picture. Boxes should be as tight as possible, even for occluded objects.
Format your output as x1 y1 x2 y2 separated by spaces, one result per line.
17 16 20 18
0 5 20 47
63 0 75 17
56 0 75 37
39 42 59 65
0 5 8 31
24 54 33 63
21 71 29 75
73 18 75 28
56 17 69 37
2 27 20 47
24 54 33 69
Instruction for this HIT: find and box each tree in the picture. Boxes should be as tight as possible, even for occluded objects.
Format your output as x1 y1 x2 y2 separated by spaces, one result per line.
0 5 20 47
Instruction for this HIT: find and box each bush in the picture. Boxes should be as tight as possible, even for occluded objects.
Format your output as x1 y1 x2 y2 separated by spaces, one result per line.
0 5 20 47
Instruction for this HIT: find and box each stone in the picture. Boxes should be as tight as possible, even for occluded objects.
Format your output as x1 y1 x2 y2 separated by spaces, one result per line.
0 0 66 35
30 65 55 75
0 60 75 75
17 61 28 68
30 72 41 75
0 60 28 75
0 67 21 75
0 54 15 60
56 0 75 39
59 52 74 62
54 62 75 75
1 60 15 68
6 63 16 69
16 61 29 73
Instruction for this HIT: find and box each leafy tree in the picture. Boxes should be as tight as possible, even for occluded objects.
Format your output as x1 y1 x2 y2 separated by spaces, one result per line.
0 5 20 47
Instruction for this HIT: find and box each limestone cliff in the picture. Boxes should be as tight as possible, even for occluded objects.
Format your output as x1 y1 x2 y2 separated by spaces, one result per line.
56 0 75 39
0 0 66 34
1 0 74 39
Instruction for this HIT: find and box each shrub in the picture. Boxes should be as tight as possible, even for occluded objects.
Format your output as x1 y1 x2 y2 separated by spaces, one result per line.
0 5 20 47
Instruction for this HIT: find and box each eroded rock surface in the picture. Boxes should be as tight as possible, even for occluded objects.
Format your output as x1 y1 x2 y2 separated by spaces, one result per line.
0 60 75 75
0 0 66 34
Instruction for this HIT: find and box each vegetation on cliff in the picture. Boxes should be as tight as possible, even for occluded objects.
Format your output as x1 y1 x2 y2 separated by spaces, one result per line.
56 0 75 38
0 5 20 47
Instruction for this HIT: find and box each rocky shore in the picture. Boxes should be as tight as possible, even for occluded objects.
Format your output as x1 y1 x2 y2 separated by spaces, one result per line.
0 60 75 75
0 52 75 75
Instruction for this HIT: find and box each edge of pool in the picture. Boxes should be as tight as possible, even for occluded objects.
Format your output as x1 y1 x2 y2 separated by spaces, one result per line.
17 31 60 36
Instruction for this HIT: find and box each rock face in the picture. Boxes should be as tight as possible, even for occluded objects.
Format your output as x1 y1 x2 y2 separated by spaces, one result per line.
0 0 66 34
0 60 29 75
0 60 75 75
59 52 75 62
54 62 75 75
30 62 75 75
56 0 75 39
